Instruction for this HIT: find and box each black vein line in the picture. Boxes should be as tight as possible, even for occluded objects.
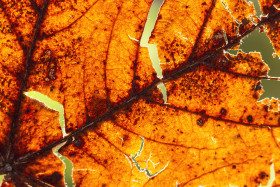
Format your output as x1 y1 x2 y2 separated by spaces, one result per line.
79 148 107 169
0 0 28 54
160 10 280 84
15 9 280 165
5 0 49 161
94 130 129 156
148 100 280 129
178 158 258 186
187 0 217 62
29 0 40 14
104 6 122 110
204 62 280 81
111 119 226 151
131 38 141 96
82 56 89 123
14 170 53 187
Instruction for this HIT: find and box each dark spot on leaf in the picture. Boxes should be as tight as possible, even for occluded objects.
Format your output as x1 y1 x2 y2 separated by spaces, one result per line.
278 117 280 125
213 30 224 41
264 105 269 112
197 118 204 126
104 159 108 164
158 14 162 19
253 93 259 99
50 86 55 92
166 58 170 63
69 152 76 158
259 171 268 179
237 134 240 138
254 82 262 91
232 165 236 169
25 108 31 114
247 115 253 123
73 137 84 148
41 49 52 62
77 37 82 42
161 135 165 139
220 108 227 115
242 18 250 25
186 5 189 9
135 76 140 80
102 184 107 187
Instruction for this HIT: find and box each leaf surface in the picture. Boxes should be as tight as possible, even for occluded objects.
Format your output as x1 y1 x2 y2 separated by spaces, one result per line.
1 0 280 186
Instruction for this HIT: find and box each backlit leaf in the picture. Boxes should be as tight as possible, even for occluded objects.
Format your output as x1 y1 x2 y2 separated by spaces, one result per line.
0 0 280 186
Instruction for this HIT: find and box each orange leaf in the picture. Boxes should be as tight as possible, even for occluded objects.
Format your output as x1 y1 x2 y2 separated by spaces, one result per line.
0 0 280 186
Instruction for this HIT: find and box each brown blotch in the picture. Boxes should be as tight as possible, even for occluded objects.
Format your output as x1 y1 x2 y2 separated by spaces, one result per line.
121 134 129 146
254 82 262 91
41 49 52 62
253 93 259 99
197 118 205 126
263 105 269 112
247 115 253 123
45 59 57 81
73 137 84 149
69 152 76 158
220 108 227 115
25 107 31 114
50 86 55 92
213 30 224 41
241 18 250 25
259 171 268 179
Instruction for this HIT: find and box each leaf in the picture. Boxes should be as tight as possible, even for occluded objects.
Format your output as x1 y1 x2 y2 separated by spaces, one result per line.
1 0 280 186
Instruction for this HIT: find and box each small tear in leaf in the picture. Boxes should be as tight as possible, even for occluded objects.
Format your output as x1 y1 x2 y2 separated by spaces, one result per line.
128 35 139 42
157 82 167 103
248 0 263 18
237 29 280 100
221 0 241 24
140 0 167 103
24 91 66 136
24 91 75 187
223 29 228 45
140 0 165 79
